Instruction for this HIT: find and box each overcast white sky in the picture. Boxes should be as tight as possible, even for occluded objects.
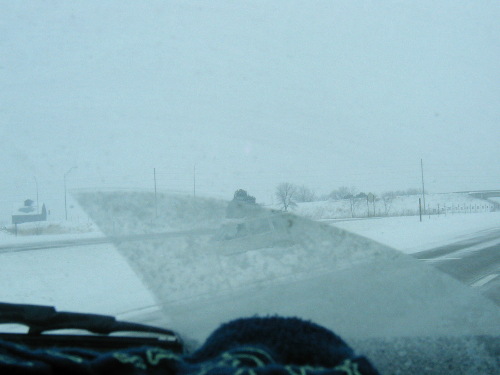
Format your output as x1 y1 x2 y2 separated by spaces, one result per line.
1 0 499 215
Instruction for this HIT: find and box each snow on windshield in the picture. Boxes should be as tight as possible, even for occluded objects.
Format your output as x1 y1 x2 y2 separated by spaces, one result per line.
71 191 500 344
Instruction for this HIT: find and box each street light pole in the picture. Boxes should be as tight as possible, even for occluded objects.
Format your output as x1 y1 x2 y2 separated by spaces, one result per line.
420 159 426 215
34 176 39 214
64 167 77 221
154 168 158 218
193 164 196 199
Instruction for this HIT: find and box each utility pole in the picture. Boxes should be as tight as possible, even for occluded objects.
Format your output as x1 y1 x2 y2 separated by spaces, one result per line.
154 168 158 218
64 178 67 220
64 167 77 221
420 159 426 215
419 198 422 222
193 165 196 199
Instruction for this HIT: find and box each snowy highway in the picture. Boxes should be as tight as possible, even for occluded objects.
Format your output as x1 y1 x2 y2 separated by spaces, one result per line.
0 229 215 254
3 227 498 307
414 228 500 305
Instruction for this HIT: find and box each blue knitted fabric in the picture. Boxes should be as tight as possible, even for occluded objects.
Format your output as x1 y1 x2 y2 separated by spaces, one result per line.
0 316 379 374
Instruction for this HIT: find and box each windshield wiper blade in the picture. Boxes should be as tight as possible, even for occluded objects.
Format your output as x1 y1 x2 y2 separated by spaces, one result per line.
0 302 176 337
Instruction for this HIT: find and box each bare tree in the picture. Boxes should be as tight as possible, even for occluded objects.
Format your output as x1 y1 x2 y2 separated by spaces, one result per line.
275 182 297 211
345 193 363 218
329 186 356 200
370 193 378 217
381 192 395 216
390 188 422 197
294 185 317 203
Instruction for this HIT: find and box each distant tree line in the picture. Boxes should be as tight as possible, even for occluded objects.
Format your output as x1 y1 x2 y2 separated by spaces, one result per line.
275 182 424 217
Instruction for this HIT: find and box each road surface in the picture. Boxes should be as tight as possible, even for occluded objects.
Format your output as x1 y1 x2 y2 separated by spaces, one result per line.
0 228 215 254
413 228 500 306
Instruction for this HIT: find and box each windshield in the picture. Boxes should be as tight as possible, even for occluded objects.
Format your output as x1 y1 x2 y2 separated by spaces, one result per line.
1 1 499 373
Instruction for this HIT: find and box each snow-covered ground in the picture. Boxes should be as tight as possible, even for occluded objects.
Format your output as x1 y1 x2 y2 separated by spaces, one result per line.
0 196 156 324
329 212 500 254
0 222 103 247
273 192 500 254
0 243 156 318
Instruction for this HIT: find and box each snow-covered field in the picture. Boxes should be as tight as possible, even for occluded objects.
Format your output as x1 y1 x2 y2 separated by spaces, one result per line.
274 192 500 254
330 212 500 254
